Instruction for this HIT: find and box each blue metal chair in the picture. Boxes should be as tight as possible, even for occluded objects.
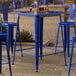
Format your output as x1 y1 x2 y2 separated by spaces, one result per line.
1 4 17 53
25 0 30 7
68 36 76 76
53 0 65 5
0 32 12 76
55 4 76 57
44 0 48 5
13 0 22 9
2 3 22 55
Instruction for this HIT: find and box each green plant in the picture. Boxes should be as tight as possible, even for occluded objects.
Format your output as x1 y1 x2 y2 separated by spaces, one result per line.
17 29 33 42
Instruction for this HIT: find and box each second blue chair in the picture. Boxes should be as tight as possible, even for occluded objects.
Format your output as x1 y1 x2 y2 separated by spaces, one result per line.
68 36 76 76
55 4 76 57
1 4 20 54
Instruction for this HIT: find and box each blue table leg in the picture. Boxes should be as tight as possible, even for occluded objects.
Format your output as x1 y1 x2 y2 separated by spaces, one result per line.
6 37 12 76
74 24 76 35
12 16 20 64
59 15 67 66
53 0 56 5
12 24 17 65
11 26 14 54
18 26 23 57
55 15 62 54
55 23 60 54
25 0 27 7
0 39 2 73
7 25 11 52
66 25 70 57
12 16 23 64
16 16 23 57
61 25 67 66
39 17 43 60
35 16 40 72
64 24 70 57
28 0 30 7
68 37 75 76
7 25 12 76
64 26 67 55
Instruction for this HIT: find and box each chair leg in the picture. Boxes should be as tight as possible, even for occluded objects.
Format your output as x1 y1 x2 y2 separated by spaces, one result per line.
66 25 70 57
0 39 2 73
12 25 18 65
68 37 75 76
11 26 14 54
61 26 67 66
18 27 23 57
63 47 67 66
39 17 43 60
74 24 76 35
12 16 23 64
55 23 61 54
6 39 12 76
1 26 3 32
17 16 23 57
7 25 11 53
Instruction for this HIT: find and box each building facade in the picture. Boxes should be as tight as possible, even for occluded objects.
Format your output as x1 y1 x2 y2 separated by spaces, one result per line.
0 0 16 2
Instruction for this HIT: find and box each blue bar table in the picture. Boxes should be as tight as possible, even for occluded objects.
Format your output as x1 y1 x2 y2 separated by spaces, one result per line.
12 11 66 72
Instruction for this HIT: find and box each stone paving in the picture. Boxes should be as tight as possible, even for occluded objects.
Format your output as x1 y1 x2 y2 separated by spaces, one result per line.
1 45 76 76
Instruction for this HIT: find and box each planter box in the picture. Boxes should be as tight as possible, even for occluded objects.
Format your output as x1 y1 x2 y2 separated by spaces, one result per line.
65 0 76 4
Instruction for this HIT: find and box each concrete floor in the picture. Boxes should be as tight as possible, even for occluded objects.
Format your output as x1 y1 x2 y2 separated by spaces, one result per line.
1 45 76 76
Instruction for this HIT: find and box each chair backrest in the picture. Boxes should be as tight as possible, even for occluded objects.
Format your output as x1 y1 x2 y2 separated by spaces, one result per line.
25 0 30 7
53 0 65 5
69 4 75 21
2 4 8 22
60 0 65 4
44 0 48 5
13 0 22 9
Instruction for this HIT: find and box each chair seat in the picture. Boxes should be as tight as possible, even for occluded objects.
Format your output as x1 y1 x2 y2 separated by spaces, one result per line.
2 22 16 27
72 35 76 40
0 32 7 38
59 21 75 26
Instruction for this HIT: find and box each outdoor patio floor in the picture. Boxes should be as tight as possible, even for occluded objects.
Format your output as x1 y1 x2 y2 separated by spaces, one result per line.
1 44 76 76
